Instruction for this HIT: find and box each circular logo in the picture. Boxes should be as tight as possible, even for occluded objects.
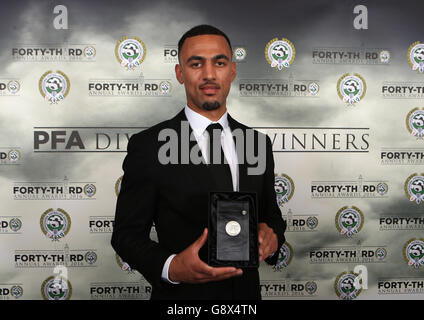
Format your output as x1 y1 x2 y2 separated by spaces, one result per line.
9 218 22 232
40 208 71 241
308 82 320 95
8 149 20 162
116 254 134 274
233 47 247 62
334 272 361 300
408 42 424 73
337 73 366 106
306 216 319 230
7 80 20 94
115 36 146 70
10 285 23 299
379 50 391 63
274 174 295 207
39 71 70 104
274 242 293 271
375 248 387 261
83 46 96 59
85 251 97 265
377 182 389 196
115 176 123 197
335 206 364 237
404 173 424 204
403 238 424 268
159 80 172 94
265 38 295 71
406 108 424 140
41 276 72 300
83 184 96 197
225 221 241 236
305 281 317 295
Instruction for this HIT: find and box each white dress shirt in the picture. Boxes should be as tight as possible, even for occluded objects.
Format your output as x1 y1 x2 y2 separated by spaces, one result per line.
161 105 239 284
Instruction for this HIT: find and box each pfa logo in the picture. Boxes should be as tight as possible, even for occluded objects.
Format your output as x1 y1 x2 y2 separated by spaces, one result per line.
406 108 424 140
337 73 366 106
404 173 424 204
308 82 320 95
39 71 70 104
159 80 172 94
274 174 294 207
335 206 364 237
7 149 20 163
379 50 391 63
408 41 424 73
306 216 319 230
85 251 98 265
377 182 389 196
403 238 424 268
41 276 72 300
376 248 387 261
7 80 20 94
305 281 318 295
265 38 295 71
115 36 146 70
83 183 96 197
334 271 362 300
233 47 247 62
83 46 96 59
9 218 22 232
40 208 71 241
10 285 24 299
273 242 293 271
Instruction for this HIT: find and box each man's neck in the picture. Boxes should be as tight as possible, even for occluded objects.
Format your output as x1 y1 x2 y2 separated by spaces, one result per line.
186 103 227 122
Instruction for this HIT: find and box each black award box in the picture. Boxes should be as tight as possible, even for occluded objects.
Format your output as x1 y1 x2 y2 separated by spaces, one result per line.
208 192 258 268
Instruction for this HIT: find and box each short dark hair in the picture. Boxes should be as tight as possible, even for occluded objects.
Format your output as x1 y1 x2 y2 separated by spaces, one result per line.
178 24 232 58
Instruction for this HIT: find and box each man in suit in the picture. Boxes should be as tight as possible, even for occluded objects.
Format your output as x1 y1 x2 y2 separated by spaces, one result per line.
111 25 286 300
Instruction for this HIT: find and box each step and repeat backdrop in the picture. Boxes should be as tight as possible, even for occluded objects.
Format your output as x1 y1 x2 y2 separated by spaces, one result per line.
0 0 423 300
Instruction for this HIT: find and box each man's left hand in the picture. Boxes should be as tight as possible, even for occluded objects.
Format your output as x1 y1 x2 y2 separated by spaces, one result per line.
258 222 278 262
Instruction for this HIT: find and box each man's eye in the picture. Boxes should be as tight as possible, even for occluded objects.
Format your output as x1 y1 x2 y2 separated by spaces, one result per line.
216 61 225 66
191 62 201 67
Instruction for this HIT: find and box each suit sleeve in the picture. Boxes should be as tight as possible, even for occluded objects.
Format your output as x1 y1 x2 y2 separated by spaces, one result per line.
111 132 171 289
261 134 287 266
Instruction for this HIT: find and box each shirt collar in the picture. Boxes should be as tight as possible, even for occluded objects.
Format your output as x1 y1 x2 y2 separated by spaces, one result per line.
184 105 229 136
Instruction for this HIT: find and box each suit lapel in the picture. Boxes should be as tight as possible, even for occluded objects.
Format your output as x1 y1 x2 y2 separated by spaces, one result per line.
168 109 254 192
227 114 251 192
167 109 217 189
168 108 203 161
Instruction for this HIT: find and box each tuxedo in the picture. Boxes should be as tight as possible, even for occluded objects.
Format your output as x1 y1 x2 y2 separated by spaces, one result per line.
111 108 286 300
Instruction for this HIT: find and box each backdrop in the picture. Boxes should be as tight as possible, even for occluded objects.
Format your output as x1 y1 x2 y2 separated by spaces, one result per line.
1 0 423 300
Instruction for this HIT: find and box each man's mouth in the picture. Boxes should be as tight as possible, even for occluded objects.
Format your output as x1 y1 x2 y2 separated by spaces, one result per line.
200 84 220 95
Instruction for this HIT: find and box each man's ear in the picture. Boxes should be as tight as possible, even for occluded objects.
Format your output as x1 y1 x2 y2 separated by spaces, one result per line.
175 64 184 84
230 61 237 82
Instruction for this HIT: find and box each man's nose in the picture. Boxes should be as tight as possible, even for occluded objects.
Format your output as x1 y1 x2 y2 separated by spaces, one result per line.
202 60 216 80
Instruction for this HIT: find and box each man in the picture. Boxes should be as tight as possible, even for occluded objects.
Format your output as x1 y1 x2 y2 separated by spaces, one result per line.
111 25 286 300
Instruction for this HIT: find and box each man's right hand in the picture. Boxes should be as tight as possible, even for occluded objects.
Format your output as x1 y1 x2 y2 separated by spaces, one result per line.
168 228 243 284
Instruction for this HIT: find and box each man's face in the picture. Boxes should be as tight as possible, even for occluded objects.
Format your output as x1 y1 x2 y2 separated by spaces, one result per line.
175 34 236 111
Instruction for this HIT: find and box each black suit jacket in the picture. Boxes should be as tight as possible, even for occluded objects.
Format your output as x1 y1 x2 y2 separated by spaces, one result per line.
111 109 286 300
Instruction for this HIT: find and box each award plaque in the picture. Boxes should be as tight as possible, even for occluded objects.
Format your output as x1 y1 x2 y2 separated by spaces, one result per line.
208 192 258 268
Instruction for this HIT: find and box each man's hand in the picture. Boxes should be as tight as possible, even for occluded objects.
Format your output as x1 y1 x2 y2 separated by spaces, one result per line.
258 222 278 262
169 228 243 283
